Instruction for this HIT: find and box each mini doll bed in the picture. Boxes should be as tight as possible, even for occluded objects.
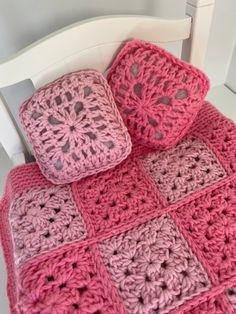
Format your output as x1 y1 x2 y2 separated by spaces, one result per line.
2 1 236 314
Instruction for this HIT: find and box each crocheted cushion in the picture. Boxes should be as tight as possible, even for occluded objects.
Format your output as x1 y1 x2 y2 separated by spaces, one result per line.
2 102 236 314
19 70 132 184
107 40 209 149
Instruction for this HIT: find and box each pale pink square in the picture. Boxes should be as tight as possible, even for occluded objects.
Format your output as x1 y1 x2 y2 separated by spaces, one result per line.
19 71 132 184
143 137 226 203
9 185 87 265
99 214 211 314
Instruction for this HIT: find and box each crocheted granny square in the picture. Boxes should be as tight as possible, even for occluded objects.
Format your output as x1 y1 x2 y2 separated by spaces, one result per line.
9 185 87 265
143 137 226 204
2 103 236 314
100 214 211 313
17 244 121 313
19 70 132 184
73 157 163 236
107 40 209 150
172 179 236 285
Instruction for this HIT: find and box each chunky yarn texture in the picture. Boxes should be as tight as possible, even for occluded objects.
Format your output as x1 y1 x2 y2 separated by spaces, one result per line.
19 70 132 184
1 102 236 314
107 40 209 150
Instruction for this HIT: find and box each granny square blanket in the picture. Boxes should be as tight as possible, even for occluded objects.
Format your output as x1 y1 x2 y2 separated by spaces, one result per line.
1 102 236 314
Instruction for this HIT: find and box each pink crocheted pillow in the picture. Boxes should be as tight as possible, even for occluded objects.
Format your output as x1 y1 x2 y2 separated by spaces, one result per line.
19 71 132 184
107 40 210 149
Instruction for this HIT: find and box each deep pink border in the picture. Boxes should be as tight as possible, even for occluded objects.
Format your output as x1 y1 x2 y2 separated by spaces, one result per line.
0 195 17 314
0 163 53 313
1 163 236 313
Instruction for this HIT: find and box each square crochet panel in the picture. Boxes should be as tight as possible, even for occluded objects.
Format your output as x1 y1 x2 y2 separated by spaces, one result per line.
9 185 87 265
172 178 236 285
16 245 120 314
19 70 132 184
143 137 226 204
99 215 211 314
74 157 163 236
107 40 209 150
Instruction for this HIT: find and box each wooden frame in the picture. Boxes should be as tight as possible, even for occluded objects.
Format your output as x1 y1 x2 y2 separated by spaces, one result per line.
0 0 215 165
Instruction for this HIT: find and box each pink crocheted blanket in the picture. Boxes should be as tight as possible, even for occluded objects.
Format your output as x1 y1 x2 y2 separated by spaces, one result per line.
1 102 236 314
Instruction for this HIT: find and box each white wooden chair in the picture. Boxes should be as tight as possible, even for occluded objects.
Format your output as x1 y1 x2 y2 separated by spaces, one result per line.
0 0 215 166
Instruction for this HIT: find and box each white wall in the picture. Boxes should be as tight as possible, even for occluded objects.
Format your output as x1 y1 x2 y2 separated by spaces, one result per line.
204 0 236 87
0 0 185 60
0 0 236 129
0 0 235 81
0 0 185 131
226 42 236 93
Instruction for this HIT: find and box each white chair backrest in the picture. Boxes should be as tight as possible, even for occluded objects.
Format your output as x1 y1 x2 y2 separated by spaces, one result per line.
0 0 215 165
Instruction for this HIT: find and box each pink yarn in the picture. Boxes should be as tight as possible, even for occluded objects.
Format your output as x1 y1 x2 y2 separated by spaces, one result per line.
189 102 236 174
227 287 236 310
2 102 236 312
142 137 226 203
74 157 163 236
100 214 211 314
107 40 209 150
184 294 234 313
9 185 87 265
172 178 236 285
19 70 132 184
16 245 121 314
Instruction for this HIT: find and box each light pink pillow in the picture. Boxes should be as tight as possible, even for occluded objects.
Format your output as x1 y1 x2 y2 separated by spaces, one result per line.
19 71 132 184
107 40 209 150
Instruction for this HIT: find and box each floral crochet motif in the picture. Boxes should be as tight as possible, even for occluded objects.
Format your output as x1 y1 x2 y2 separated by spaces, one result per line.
74 157 163 236
107 40 209 150
143 137 226 203
19 70 132 184
17 245 119 314
9 185 87 265
99 215 211 314
172 178 236 284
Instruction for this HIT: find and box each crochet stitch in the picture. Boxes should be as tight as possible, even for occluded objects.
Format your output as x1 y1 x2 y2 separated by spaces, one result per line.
19 70 132 184
107 40 209 150
9 185 87 265
99 214 211 314
142 137 226 203
1 101 236 314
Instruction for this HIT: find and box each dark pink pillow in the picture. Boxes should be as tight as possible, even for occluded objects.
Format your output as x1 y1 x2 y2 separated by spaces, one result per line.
107 40 209 149
19 71 132 184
